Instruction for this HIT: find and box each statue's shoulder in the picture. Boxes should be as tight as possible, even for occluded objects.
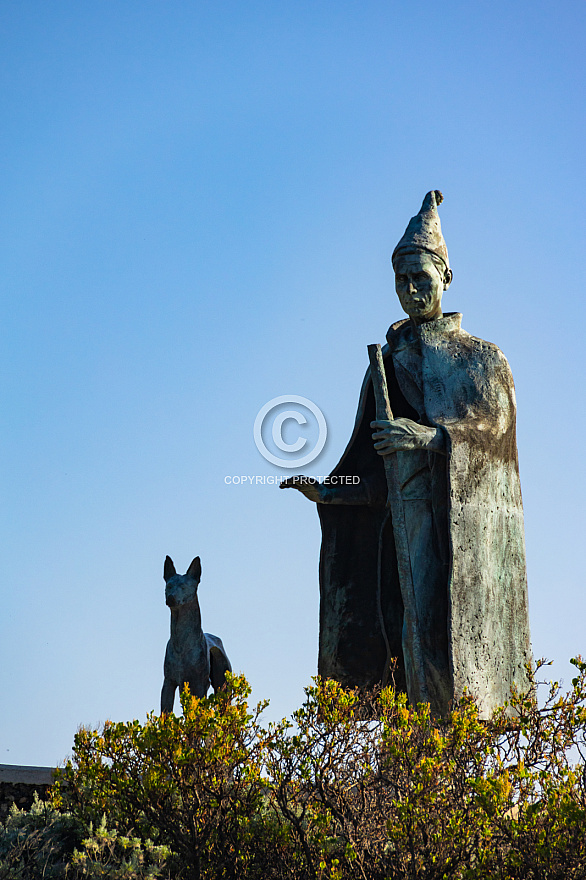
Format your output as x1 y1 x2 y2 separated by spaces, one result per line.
456 326 513 377
385 317 414 352
460 328 503 352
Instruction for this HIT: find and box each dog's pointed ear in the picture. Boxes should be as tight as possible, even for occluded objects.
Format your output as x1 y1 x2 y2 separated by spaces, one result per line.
186 556 202 582
163 556 176 582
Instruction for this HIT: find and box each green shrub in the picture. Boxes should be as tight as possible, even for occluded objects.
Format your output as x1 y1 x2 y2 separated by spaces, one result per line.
269 663 586 879
67 816 171 879
0 792 82 879
0 794 169 879
53 675 293 879
5 661 586 879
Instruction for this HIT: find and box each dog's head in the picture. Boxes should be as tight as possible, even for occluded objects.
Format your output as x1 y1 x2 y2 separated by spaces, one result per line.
163 555 202 608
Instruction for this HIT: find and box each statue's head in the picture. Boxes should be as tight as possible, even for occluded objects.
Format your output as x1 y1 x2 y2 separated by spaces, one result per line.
163 555 202 609
393 251 452 322
392 191 452 323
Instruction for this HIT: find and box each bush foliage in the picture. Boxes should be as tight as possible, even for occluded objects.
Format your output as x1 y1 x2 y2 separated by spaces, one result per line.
3 660 586 878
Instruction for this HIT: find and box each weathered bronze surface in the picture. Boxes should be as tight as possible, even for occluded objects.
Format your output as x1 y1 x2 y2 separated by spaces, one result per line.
282 192 531 717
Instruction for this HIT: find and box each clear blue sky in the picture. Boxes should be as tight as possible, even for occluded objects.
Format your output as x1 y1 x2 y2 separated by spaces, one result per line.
1 0 585 766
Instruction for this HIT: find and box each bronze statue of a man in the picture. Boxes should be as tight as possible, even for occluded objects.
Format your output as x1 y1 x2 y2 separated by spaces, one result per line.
282 191 531 717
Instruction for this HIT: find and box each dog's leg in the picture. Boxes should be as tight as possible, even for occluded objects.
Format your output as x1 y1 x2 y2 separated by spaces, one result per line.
209 645 232 693
161 678 176 714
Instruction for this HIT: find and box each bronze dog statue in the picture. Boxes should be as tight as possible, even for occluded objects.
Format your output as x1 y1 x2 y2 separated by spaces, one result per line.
161 555 232 713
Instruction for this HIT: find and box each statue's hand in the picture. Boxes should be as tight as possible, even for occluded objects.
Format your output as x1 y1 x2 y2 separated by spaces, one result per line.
279 476 324 503
371 418 444 455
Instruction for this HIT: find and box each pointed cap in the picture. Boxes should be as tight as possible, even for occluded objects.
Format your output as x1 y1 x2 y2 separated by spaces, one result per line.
392 190 449 270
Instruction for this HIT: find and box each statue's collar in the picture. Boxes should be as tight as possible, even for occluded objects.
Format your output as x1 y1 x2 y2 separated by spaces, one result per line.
386 312 462 350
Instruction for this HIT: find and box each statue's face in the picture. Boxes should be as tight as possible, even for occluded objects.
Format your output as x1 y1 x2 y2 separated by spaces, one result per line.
394 252 451 322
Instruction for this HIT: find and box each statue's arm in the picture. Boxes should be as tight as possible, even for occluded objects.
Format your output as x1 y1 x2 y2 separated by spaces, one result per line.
280 421 447 505
280 475 380 505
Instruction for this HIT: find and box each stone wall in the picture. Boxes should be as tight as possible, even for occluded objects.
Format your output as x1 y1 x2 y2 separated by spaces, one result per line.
0 764 56 821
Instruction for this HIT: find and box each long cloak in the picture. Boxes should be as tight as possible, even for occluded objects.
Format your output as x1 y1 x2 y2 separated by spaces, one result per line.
317 312 532 717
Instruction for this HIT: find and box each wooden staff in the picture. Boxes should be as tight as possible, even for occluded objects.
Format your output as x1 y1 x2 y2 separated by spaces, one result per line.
367 343 429 704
